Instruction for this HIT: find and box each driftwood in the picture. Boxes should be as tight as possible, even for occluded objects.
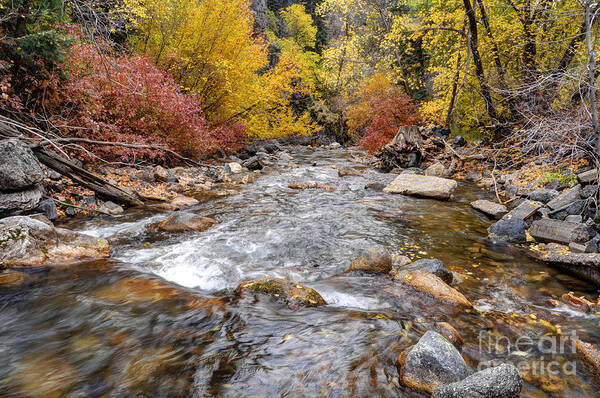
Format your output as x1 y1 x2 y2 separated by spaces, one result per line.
33 149 141 205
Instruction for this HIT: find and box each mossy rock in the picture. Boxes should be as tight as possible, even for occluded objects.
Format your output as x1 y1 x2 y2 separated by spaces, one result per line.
236 277 326 308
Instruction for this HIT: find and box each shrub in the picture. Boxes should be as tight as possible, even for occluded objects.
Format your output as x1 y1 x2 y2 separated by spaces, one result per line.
347 74 421 153
52 40 246 163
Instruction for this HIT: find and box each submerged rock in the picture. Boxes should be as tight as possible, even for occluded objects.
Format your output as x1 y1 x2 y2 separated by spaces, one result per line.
432 363 522 398
404 258 453 284
289 182 335 192
398 331 468 394
487 218 527 243
395 270 472 307
147 211 217 233
0 138 44 191
338 167 363 177
236 277 326 308
9 352 77 398
345 247 392 274
0 269 37 287
383 174 457 200
0 216 110 266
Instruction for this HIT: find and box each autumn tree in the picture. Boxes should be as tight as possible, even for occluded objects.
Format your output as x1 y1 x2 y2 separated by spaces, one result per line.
124 0 316 139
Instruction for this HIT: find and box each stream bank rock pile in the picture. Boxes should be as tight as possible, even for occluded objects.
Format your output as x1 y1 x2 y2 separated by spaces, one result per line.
471 168 600 284
0 138 46 217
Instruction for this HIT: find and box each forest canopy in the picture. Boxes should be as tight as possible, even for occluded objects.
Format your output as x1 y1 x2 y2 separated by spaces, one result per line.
1 0 599 161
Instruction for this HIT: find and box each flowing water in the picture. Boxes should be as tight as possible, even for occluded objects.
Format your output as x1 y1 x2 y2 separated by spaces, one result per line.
1 146 599 397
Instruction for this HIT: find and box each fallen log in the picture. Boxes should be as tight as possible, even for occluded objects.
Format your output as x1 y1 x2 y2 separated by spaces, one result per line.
34 149 141 206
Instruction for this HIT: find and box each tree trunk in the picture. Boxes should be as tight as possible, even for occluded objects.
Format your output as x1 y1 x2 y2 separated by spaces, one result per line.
584 1 600 155
463 0 500 124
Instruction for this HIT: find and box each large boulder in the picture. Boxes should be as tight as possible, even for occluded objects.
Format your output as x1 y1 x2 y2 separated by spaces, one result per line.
404 258 453 284
0 138 44 191
236 277 326 308
487 218 527 243
398 331 469 394
0 216 110 266
345 247 392 274
432 363 522 398
395 270 472 307
147 211 217 233
0 185 43 216
383 174 457 200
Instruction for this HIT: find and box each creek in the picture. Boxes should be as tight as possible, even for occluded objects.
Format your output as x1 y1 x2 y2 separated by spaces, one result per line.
1 146 598 397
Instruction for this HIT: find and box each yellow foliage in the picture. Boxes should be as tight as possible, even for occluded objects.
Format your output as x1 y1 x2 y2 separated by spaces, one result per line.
123 0 315 138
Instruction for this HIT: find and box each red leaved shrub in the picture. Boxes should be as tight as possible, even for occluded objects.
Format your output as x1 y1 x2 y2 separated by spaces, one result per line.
52 41 246 163
359 89 421 153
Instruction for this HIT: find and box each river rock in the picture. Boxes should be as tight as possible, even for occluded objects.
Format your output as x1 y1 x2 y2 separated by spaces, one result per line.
581 184 597 199
547 184 581 210
236 277 326 308
502 200 542 220
404 259 453 284
242 156 263 171
433 322 463 348
155 195 199 210
0 185 43 215
487 218 527 243
0 138 44 191
578 168 598 184
225 162 243 174
470 200 508 219
383 175 457 200
527 189 559 204
365 182 386 191
338 167 363 177
398 331 468 394
34 198 57 220
575 339 600 374
99 200 124 215
152 165 169 182
289 182 335 192
0 216 110 266
345 247 392 274
147 211 217 233
432 363 522 398
529 219 591 245
395 270 472 307
425 162 447 177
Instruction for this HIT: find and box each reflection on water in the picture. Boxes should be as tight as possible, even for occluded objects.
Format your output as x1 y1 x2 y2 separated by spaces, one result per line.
1 146 599 397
